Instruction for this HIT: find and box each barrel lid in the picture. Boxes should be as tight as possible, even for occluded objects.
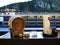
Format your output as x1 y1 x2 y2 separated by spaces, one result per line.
12 17 25 32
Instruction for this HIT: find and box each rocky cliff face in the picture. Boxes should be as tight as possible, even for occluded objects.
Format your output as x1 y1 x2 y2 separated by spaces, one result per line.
33 0 60 11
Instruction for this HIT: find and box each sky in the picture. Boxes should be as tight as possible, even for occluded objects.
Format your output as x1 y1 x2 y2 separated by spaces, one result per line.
0 0 32 7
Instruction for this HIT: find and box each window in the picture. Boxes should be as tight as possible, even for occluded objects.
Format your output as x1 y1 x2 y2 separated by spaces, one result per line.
4 16 10 21
0 22 2 26
0 17 3 22
28 22 35 26
50 16 54 18
58 16 60 18
37 22 43 26
3 23 8 25
50 22 54 26
21 16 28 21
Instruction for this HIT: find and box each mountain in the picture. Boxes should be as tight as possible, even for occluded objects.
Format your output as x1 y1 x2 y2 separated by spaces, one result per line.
0 0 60 12
33 0 60 12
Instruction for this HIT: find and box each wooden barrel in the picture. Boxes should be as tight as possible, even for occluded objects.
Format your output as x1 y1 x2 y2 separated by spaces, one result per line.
8 15 25 38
